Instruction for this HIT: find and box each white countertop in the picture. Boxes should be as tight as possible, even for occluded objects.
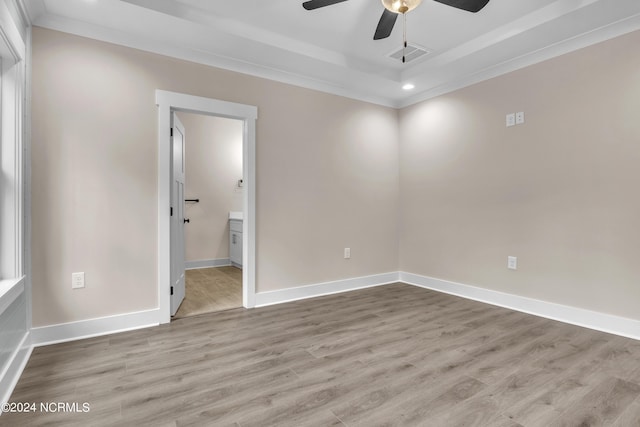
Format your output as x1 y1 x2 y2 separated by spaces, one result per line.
229 211 243 221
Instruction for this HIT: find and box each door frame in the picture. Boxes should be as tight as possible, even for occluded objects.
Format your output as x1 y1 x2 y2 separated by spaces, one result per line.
156 90 257 324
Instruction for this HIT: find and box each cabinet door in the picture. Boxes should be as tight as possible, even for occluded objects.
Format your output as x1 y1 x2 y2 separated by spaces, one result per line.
230 231 243 267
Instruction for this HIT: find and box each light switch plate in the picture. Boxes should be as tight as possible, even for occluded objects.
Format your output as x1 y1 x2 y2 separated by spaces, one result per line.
507 256 517 270
344 248 351 259
506 113 516 127
516 111 525 124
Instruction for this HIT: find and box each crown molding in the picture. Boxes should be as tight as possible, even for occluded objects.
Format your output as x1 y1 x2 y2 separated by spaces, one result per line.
32 12 400 108
400 12 640 107
27 1 640 110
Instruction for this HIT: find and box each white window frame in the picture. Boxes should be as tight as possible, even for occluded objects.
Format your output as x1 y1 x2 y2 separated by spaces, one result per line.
0 0 26 293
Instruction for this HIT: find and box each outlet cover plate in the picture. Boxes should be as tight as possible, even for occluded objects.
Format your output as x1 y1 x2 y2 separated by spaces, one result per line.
72 272 85 289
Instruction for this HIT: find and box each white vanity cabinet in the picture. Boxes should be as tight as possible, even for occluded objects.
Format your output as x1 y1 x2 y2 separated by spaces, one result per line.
229 218 243 268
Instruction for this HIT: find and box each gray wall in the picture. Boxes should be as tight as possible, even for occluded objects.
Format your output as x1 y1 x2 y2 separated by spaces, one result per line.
30 24 640 329
399 29 640 319
31 27 400 326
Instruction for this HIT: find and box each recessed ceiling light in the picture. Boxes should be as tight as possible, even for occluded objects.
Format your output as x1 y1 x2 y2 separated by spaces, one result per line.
402 83 415 91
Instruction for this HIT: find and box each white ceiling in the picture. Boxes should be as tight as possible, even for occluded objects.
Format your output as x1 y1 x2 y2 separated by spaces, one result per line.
25 0 640 107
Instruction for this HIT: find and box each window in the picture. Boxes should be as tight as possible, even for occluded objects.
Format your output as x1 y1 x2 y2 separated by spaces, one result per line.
0 1 26 286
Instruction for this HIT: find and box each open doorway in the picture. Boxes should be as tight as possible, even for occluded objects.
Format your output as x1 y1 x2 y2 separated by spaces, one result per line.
174 112 244 318
156 90 257 325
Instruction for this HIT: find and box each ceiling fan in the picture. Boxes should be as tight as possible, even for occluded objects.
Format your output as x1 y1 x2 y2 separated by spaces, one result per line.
302 0 490 41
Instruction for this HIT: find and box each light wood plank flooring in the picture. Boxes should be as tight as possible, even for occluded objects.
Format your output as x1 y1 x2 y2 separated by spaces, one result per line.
174 266 242 319
6 283 640 426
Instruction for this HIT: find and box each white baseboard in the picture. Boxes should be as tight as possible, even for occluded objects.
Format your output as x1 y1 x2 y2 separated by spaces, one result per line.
23 271 640 351
0 332 33 405
400 272 640 341
254 272 400 307
31 309 160 347
185 258 231 270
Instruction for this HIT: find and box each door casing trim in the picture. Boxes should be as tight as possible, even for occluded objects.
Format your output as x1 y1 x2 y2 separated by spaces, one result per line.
156 90 257 323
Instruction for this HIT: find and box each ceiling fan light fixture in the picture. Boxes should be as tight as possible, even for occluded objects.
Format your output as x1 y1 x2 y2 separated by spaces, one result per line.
382 0 422 14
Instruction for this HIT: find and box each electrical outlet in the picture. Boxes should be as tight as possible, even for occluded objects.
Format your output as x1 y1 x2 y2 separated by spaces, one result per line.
344 248 351 259
506 113 516 127
516 111 525 124
507 256 517 270
72 272 85 289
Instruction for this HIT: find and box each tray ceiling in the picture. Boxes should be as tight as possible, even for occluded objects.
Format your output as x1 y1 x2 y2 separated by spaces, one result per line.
25 0 640 107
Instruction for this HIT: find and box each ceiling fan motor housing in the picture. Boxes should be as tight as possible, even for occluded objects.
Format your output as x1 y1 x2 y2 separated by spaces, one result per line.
382 0 423 14
303 0 490 41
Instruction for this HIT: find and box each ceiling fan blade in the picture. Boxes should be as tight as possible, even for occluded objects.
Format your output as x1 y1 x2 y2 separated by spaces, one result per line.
433 0 490 13
373 9 398 40
302 0 349 10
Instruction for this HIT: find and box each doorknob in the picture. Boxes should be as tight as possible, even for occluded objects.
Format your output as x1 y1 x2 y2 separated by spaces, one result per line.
184 218 190 224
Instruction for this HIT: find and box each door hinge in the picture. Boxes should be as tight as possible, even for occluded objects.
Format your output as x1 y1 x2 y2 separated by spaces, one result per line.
171 286 174 296
170 128 173 137
170 207 173 216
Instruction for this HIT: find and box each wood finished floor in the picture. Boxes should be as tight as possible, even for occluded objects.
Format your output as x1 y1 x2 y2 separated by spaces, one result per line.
174 266 243 319
5 283 640 426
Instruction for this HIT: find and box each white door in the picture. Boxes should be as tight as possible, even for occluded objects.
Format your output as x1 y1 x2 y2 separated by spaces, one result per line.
170 112 186 316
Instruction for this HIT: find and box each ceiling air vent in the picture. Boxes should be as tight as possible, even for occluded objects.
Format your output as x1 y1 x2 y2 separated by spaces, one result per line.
388 44 431 63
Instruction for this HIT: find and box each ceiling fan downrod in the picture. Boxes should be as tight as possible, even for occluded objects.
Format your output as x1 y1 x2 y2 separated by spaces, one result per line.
403 12 407 63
